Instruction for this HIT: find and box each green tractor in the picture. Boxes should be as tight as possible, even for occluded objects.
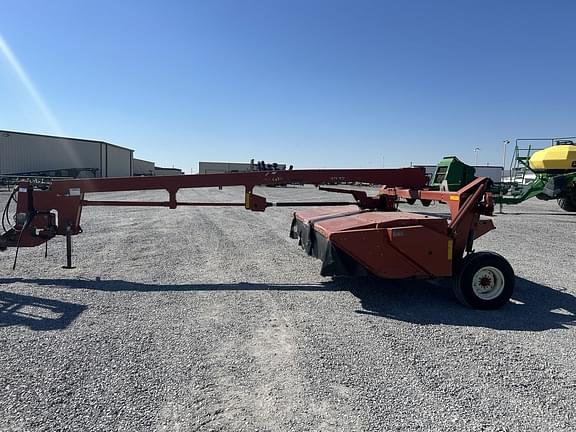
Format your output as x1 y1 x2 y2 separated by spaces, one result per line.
426 138 576 212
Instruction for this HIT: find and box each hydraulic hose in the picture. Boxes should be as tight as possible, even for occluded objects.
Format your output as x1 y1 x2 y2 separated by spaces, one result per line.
2 186 18 234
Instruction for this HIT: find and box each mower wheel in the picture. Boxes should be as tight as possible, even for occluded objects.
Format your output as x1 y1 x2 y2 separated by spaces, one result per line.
453 252 514 309
406 198 416 205
421 199 432 207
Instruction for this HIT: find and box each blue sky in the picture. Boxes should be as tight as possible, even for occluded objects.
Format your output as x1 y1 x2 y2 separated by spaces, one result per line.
1 1 575 171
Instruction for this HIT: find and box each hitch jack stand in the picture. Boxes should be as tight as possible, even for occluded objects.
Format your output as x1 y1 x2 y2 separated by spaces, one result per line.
62 225 75 269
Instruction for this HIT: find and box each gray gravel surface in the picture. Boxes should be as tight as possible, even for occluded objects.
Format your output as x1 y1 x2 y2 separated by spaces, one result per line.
1 185 575 431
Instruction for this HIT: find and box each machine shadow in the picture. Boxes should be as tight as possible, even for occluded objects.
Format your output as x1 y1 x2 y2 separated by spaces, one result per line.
497 212 576 217
0 276 573 331
0 278 342 293
347 277 576 331
0 290 86 331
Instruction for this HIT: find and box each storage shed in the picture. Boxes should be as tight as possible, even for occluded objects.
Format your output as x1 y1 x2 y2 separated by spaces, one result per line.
0 130 133 177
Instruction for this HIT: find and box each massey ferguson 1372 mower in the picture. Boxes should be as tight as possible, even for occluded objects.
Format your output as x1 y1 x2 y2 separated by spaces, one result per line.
0 167 514 309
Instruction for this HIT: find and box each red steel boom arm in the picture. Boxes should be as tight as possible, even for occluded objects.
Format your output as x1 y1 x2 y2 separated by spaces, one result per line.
1 168 427 254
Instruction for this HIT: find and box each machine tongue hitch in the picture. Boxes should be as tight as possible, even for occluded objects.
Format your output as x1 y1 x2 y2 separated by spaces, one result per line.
1 168 424 268
1 168 514 309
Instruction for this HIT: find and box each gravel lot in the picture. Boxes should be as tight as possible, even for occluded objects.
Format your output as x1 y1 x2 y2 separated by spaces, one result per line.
1 185 575 431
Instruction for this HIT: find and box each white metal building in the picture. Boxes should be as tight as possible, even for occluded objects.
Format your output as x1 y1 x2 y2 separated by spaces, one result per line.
198 161 288 174
199 162 252 174
133 158 155 176
472 166 504 183
0 130 133 177
154 167 184 176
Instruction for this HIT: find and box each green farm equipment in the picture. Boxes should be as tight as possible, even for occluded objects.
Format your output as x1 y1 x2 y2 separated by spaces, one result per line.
496 138 576 211
429 156 476 191
424 138 576 212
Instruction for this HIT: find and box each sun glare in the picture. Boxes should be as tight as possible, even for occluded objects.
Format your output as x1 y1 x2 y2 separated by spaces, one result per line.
0 33 61 134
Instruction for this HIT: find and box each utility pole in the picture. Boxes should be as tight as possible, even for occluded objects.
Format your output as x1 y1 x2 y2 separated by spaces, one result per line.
499 140 510 215
474 147 480 166
502 140 510 172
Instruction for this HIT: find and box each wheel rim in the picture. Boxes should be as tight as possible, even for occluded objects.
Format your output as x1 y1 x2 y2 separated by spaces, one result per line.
471 266 505 300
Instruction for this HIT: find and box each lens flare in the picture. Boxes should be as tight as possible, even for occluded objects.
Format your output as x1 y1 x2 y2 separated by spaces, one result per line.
0 34 61 133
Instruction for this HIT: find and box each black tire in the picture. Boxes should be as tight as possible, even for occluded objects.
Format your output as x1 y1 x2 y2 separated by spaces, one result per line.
406 198 416 205
558 195 576 212
421 199 432 207
453 251 514 309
